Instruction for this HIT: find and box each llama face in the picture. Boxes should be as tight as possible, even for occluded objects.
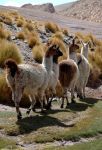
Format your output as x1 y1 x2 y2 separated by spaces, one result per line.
46 44 61 57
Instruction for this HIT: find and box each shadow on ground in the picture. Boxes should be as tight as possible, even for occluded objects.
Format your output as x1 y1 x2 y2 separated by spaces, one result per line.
80 97 100 105
16 114 74 135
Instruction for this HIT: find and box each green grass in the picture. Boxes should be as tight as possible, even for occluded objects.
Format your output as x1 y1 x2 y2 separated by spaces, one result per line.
0 98 102 147
45 139 102 150
0 137 21 149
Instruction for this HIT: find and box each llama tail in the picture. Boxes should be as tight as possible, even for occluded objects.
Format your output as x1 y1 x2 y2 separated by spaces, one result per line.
4 59 18 77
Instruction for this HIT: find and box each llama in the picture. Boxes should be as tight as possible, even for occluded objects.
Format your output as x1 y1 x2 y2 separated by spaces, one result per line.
4 43 61 120
76 41 90 99
59 43 79 108
46 49 63 109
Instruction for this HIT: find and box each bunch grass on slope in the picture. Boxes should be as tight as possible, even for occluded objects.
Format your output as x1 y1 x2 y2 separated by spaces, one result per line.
32 43 45 63
45 22 60 33
52 32 64 41
24 22 34 31
28 36 40 48
0 73 11 104
0 26 11 40
16 19 25 27
16 31 26 40
0 39 22 68
62 28 69 36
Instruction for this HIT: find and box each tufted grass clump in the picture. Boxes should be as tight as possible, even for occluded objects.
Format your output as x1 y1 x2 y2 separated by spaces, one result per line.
45 22 60 33
28 36 40 48
16 31 26 40
16 19 24 27
32 43 45 63
24 22 34 31
0 39 23 68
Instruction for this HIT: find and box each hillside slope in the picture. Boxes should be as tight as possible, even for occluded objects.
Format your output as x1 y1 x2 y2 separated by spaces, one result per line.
21 3 55 13
56 0 102 23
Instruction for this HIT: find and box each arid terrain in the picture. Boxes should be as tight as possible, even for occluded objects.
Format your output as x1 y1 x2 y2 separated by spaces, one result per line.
56 0 102 23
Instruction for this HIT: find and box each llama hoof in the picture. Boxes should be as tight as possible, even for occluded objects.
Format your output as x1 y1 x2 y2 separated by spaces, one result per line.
41 110 46 114
32 108 36 112
60 104 64 108
45 104 52 110
26 109 31 115
17 114 22 120
66 104 69 108
71 99 76 104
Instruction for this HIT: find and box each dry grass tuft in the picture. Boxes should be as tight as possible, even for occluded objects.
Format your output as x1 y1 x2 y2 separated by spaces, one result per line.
24 22 34 31
45 22 60 33
0 26 11 40
0 73 11 104
16 19 24 27
28 36 40 48
0 39 23 68
4 16 13 26
62 28 69 36
52 32 64 41
32 43 45 63
16 31 26 40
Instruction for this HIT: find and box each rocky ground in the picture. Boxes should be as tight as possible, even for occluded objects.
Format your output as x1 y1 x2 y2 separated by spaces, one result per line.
56 0 102 23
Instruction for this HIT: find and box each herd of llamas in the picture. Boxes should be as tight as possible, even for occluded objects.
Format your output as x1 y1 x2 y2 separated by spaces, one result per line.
4 37 90 120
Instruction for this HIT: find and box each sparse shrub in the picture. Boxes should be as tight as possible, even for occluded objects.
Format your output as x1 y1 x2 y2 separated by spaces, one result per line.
0 39 22 68
24 22 34 31
0 27 7 39
28 36 40 48
0 73 12 104
75 32 84 40
62 28 69 36
45 22 60 33
4 17 13 26
16 31 25 40
16 19 24 27
0 27 11 40
32 43 45 63
52 31 64 41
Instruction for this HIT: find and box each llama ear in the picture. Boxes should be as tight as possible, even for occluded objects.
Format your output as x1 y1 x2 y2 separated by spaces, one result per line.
87 41 91 48
80 40 84 46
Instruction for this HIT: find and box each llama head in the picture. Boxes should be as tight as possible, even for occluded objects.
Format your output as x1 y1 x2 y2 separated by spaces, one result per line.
4 59 18 77
69 43 79 54
53 46 63 63
46 42 62 57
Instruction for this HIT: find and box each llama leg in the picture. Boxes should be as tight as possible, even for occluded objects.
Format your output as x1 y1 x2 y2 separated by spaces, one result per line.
15 103 22 120
66 96 69 108
71 88 76 103
27 95 36 114
13 89 23 120
60 88 67 108
60 97 64 108
39 91 45 113
46 88 56 110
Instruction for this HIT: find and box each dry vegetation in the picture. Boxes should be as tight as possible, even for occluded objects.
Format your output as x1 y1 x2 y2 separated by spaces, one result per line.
0 39 22 68
45 22 60 33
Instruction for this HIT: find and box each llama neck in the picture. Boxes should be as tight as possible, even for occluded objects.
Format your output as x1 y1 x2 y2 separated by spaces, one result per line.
42 55 53 73
53 62 59 79
69 52 77 63
81 46 88 59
